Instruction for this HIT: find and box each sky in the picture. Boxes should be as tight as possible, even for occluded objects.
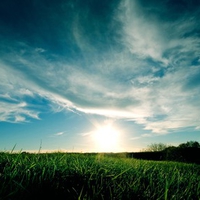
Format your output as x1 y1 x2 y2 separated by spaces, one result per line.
0 0 200 152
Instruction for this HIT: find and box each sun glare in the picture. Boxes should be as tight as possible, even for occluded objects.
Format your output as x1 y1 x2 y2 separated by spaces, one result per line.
92 124 120 152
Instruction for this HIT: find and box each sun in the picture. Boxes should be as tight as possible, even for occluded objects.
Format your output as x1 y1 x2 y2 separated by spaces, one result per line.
92 124 120 152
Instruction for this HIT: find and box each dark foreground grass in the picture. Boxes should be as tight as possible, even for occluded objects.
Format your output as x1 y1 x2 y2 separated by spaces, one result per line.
0 152 200 200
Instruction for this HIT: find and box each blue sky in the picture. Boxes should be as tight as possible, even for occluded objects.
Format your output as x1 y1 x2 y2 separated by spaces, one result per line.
0 0 200 152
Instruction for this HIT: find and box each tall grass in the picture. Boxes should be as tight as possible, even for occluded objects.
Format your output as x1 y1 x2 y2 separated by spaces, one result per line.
0 152 199 199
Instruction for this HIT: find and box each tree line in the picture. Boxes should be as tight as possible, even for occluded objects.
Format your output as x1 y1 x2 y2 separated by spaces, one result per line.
127 141 200 164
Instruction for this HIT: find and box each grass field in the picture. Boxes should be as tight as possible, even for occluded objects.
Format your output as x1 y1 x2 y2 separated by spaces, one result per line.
0 152 200 200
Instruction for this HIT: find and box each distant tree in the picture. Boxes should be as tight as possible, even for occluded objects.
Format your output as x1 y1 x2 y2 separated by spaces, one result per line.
145 143 168 152
179 141 200 148
163 146 182 161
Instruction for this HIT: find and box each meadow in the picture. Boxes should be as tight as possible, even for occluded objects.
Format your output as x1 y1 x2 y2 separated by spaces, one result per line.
0 152 200 200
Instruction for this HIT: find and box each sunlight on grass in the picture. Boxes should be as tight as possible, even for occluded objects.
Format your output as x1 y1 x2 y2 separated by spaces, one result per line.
0 153 200 200
0 152 199 199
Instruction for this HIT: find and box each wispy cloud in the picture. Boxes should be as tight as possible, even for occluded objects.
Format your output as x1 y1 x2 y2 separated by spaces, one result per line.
0 0 199 135
0 101 40 123
130 132 154 141
54 132 65 136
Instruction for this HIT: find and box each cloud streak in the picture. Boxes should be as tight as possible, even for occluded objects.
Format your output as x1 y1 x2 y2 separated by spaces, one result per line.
54 132 65 136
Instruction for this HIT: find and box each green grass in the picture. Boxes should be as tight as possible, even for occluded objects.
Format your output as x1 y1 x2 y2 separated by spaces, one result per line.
0 152 200 200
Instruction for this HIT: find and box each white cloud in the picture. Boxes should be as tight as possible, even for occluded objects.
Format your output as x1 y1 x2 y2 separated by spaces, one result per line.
1 48 199 133
15 115 26 123
0 62 43 122
0 0 199 136
55 132 64 136
0 101 40 123
19 88 34 96
35 48 46 53
118 0 168 64
130 136 141 140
